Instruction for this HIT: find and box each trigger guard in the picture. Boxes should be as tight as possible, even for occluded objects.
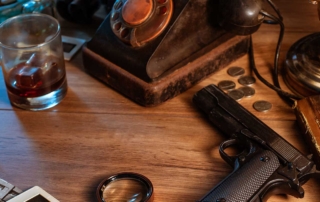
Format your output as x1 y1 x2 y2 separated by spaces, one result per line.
219 139 248 166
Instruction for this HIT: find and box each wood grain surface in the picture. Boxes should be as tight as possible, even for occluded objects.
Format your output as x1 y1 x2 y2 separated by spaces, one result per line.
0 1 320 201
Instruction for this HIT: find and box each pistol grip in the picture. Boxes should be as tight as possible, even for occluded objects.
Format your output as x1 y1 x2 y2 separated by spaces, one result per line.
199 150 280 202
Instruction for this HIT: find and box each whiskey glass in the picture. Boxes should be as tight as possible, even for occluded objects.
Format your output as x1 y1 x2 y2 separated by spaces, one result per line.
0 13 67 110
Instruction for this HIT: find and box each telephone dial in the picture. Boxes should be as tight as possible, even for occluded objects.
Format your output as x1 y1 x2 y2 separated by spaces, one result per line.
82 0 264 106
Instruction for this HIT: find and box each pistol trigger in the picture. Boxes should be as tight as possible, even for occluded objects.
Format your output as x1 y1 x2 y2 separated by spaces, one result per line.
219 139 237 166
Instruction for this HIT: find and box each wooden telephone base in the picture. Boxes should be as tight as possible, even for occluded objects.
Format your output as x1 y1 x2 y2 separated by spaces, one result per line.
82 35 250 107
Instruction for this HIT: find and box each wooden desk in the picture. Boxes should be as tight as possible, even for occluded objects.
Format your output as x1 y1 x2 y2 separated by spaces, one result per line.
0 0 320 201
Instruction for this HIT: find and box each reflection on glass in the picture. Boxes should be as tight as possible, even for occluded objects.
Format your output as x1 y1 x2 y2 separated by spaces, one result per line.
0 0 53 23
103 179 149 202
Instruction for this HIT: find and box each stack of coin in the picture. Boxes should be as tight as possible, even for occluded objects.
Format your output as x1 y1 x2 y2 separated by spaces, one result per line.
216 66 272 112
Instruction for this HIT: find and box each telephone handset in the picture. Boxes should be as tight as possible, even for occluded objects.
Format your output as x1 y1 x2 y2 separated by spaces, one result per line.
82 0 264 106
218 0 264 35
110 0 264 45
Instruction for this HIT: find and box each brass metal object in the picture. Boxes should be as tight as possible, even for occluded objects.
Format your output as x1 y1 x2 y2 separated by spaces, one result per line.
122 0 153 26
284 32 320 97
110 0 173 47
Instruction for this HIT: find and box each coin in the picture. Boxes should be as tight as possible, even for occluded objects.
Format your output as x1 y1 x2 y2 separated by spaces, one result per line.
253 100 272 112
218 80 236 91
238 86 255 97
228 89 244 101
238 75 256 86
227 66 245 77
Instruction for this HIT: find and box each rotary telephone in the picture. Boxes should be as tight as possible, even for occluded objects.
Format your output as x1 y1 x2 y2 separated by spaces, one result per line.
81 0 264 106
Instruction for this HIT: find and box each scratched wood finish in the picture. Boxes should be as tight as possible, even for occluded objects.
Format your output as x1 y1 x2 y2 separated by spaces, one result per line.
0 1 319 201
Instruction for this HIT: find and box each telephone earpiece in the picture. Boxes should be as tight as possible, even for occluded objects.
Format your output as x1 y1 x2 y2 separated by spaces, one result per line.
218 0 264 35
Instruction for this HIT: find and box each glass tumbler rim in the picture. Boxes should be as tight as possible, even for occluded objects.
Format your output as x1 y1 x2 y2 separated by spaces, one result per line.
0 13 61 50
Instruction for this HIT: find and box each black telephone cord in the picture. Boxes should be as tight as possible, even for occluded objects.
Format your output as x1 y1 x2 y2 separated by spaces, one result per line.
248 3 302 106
